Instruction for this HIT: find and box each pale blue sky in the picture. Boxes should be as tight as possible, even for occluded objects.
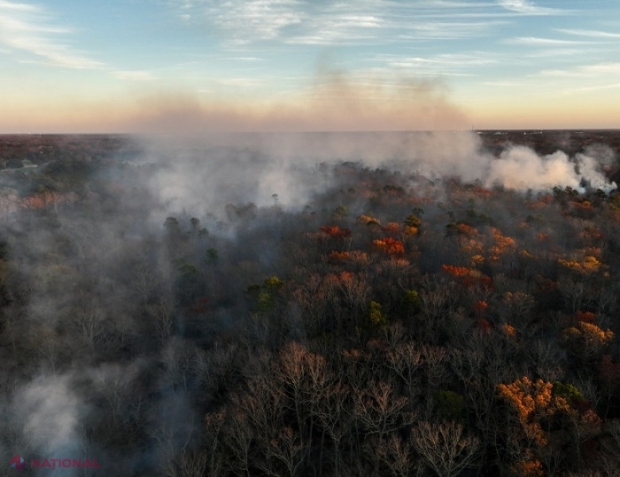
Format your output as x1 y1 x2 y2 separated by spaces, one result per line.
1 0 619 132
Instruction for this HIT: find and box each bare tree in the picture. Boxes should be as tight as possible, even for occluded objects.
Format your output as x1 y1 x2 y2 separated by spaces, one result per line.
311 380 352 475
526 339 567 382
71 304 106 353
276 342 311 447
376 434 422 477
203 412 226 476
224 409 255 477
146 296 175 344
164 450 207 477
261 426 309 477
411 421 480 477
30 325 62 374
354 381 412 439
386 342 423 396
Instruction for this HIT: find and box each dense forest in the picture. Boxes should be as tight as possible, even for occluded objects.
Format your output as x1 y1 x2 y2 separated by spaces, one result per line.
2 131 620 476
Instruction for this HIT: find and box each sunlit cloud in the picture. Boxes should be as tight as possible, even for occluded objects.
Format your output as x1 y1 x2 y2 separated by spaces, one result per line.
482 80 531 87
0 0 103 69
540 62 620 78
562 82 620 94
214 77 266 87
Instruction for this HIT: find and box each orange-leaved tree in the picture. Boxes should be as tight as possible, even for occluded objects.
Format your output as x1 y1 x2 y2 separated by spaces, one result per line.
373 237 405 256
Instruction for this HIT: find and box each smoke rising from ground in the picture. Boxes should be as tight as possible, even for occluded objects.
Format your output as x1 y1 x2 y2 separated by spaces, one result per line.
486 146 617 192
9 375 86 476
140 131 616 224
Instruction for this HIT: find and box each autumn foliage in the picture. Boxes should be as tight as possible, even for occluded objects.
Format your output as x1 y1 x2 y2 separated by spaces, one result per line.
372 237 405 255
319 225 351 239
442 264 493 289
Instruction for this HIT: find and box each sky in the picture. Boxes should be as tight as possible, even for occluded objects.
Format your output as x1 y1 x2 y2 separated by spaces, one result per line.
1 0 619 133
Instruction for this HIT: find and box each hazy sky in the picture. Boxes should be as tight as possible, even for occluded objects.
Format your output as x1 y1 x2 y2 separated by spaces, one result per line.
1 0 619 132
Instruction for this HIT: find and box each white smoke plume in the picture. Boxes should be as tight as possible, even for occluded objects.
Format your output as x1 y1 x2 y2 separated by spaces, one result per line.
139 131 616 224
486 145 616 192
10 374 87 476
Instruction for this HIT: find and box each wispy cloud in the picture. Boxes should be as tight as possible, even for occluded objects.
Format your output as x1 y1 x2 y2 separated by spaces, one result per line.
227 56 264 62
497 0 564 15
0 0 103 69
287 9 383 45
0 0 36 12
386 52 495 76
482 80 532 87
215 77 266 87
398 21 505 40
115 70 157 81
564 82 620 94
167 0 509 46
177 0 303 43
540 62 620 78
524 48 595 58
507 36 593 46
557 28 620 39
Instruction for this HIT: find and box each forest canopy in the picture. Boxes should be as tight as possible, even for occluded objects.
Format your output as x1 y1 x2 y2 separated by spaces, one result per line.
1 131 620 476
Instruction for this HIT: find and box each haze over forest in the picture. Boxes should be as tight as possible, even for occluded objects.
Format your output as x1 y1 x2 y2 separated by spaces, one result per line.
3 0 620 476
0 130 619 477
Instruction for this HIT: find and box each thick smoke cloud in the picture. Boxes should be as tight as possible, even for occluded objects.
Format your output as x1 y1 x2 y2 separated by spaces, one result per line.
486 146 616 192
9 375 86 476
140 131 616 226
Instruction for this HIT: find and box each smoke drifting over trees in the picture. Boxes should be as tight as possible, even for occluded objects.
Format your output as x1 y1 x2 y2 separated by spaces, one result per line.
144 131 616 217
1 130 620 476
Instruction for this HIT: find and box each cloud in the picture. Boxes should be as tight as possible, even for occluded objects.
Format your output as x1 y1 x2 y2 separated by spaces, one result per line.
523 48 594 58
497 0 564 15
115 70 157 81
557 28 620 39
398 21 505 40
539 62 620 78
179 0 303 43
507 36 592 46
0 0 103 69
563 83 620 94
166 0 508 47
386 52 495 76
0 0 36 12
